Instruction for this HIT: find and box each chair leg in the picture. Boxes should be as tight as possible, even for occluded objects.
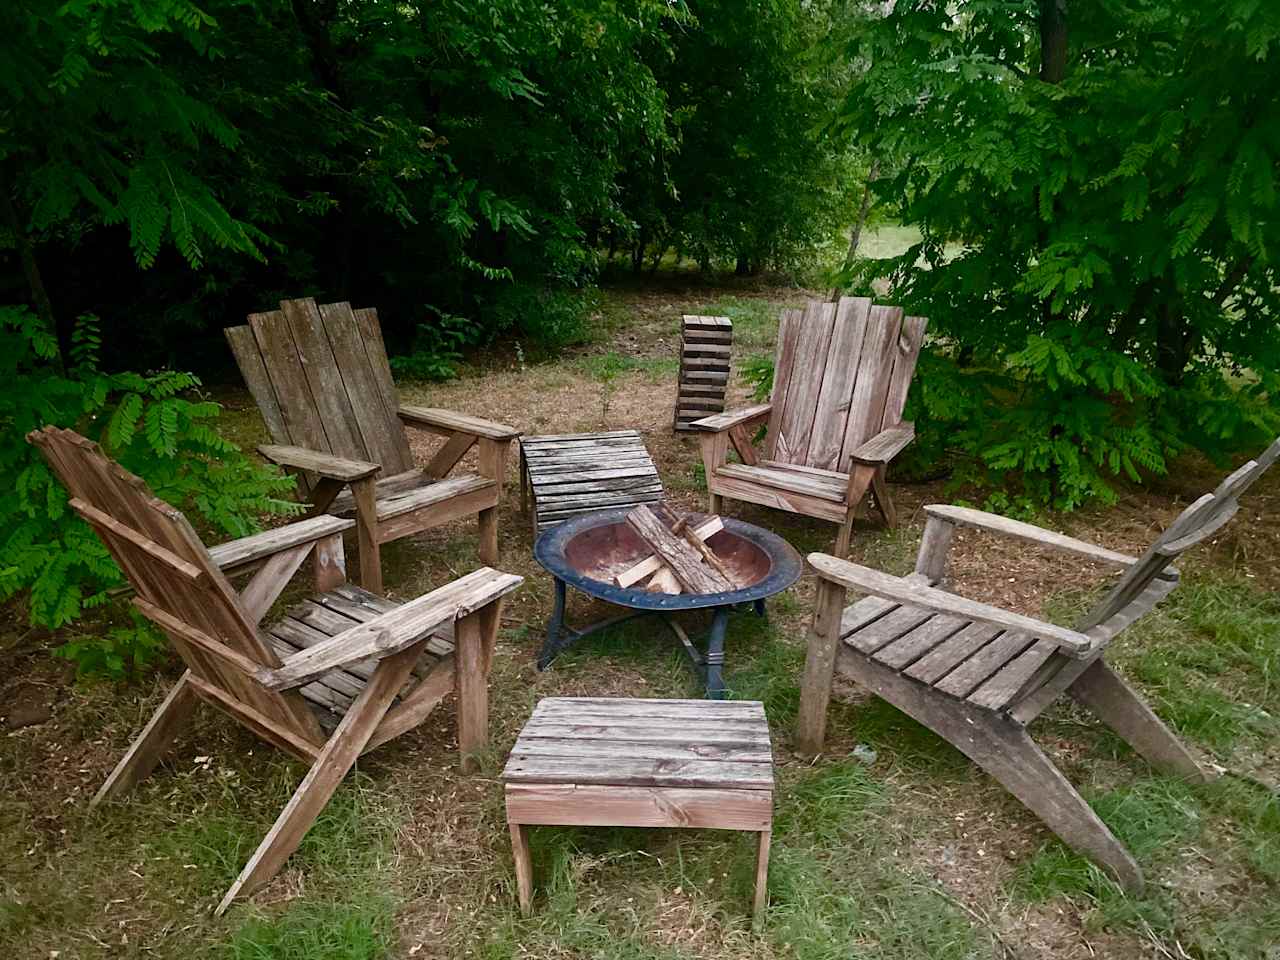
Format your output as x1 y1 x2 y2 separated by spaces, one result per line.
833 511 855 556
215 642 422 915
709 491 723 514
478 506 499 565
350 476 382 595
842 654 1144 891
509 821 534 915
1069 660 1210 783
870 465 897 528
455 601 502 772
752 829 771 929
93 672 199 807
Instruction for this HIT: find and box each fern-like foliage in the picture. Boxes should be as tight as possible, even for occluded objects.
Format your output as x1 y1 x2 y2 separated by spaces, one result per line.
0 306 301 676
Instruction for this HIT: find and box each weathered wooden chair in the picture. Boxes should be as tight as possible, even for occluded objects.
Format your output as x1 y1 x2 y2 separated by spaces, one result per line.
692 297 926 555
29 426 522 914
226 298 520 593
797 437 1280 891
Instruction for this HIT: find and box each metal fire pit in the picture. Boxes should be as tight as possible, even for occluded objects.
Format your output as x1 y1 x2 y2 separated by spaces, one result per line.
533 507 803 698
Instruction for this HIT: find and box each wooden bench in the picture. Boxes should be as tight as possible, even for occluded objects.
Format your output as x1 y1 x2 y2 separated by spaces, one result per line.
674 315 733 431
503 697 774 924
518 430 664 536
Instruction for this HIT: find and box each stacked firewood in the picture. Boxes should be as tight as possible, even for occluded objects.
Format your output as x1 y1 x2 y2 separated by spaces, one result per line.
614 504 739 594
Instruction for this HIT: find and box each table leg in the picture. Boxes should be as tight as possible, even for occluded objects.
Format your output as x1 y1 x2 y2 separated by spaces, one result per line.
509 820 534 916
753 828 771 929
704 607 730 699
536 578 569 670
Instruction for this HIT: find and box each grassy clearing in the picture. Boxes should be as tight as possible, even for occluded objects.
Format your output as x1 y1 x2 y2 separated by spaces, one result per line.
3 280 1278 959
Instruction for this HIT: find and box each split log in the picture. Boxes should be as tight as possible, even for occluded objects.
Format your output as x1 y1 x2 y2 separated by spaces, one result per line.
616 517 723 588
625 505 732 595
646 568 683 594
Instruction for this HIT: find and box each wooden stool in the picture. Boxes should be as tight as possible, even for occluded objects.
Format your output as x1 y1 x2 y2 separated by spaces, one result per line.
518 430 664 536
502 696 774 924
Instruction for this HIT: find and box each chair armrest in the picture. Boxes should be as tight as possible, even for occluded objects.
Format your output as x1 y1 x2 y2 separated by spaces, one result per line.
208 516 356 575
848 422 915 465
691 403 773 433
921 504 1170 577
257 567 524 690
398 405 520 441
807 553 1094 658
258 444 381 481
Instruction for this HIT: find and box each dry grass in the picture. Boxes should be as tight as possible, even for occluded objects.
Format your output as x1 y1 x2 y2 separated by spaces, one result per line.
2 277 1278 959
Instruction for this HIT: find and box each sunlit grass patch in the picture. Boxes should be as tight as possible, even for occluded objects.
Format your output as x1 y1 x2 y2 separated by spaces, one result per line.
221 900 395 960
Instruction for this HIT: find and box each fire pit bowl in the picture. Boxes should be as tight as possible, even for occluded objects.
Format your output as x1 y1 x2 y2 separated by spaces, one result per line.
534 507 802 697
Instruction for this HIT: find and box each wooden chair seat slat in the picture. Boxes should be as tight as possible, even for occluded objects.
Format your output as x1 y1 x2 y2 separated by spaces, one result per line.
714 462 848 503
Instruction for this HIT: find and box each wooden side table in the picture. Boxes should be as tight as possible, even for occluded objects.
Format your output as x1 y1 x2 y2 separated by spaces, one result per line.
502 696 774 924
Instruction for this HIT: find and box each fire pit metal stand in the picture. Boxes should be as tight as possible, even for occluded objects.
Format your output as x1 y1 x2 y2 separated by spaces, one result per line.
533 508 801 698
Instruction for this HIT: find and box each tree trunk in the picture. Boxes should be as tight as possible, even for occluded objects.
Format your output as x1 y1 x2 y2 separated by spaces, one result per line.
2 173 65 373
1039 0 1068 83
735 253 751 276
829 160 881 301
1155 299 1193 386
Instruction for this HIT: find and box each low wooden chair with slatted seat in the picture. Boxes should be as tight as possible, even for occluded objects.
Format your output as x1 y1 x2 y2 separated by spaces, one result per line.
226 298 520 594
28 426 523 915
692 297 926 555
796 437 1280 891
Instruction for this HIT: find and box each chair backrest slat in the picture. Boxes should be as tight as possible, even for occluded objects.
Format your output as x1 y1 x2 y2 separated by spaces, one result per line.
28 427 323 745
1081 437 1280 630
226 299 414 478
766 297 927 471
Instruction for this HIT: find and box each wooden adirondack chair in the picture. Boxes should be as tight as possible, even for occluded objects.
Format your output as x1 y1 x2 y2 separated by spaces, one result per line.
796 437 1280 890
692 297 926 555
226 298 520 594
28 426 523 914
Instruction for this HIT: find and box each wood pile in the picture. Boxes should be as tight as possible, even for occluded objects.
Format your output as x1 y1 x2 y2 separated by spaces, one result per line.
615 504 739 594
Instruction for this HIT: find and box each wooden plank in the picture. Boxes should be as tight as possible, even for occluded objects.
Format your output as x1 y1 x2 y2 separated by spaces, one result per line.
716 463 846 502
187 674 321 763
258 568 522 690
281 298 368 460
532 465 662 486
808 553 1093 655
225 325 289 446
872 612 968 669
690 403 772 432
807 297 871 470
69 498 206 582
883 315 927 424
923 505 1147 571
933 631 1035 698
208 516 354 573
374 474 495 520
903 623 1001 684
707 470 848 523
849 423 915 465
511 737 772 764
502 755 773 790
238 543 313 623
843 604 937 655
771 301 837 464
763 309 802 457
533 696 762 719
505 784 772 830
350 306 414 470
967 640 1058 710
841 304 902 456
625 505 731 594
517 721 771 743
258 443 378 481
399 405 520 440
317 301 412 473
248 309 333 456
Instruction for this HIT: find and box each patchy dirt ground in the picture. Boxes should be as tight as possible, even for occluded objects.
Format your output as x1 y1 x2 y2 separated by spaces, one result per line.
3 277 1278 960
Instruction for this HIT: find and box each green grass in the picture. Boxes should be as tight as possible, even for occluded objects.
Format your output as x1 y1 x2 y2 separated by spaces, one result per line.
221 901 395 960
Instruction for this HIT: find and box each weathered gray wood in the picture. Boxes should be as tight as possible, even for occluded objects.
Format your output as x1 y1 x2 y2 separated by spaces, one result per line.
625 505 732 594
399 404 520 440
796 576 847 755
511 737 773 764
350 306 415 470
209 516 355 573
842 304 903 453
834 643 1144 891
615 517 723 587
691 403 773 432
967 639 1058 710
772 301 837 464
259 568 522 690
932 630 1033 698
506 783 773 830
871 612 968 669
533 696 764 720
903 622 1002 684
281 297 369 460
922 504 1147 571
913 516 956 584
675 316 733 432
808 553 1093 655
849 422 915 465
92 672 200 806
258 444 380 481
246 310 334 456
807 296 870 470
